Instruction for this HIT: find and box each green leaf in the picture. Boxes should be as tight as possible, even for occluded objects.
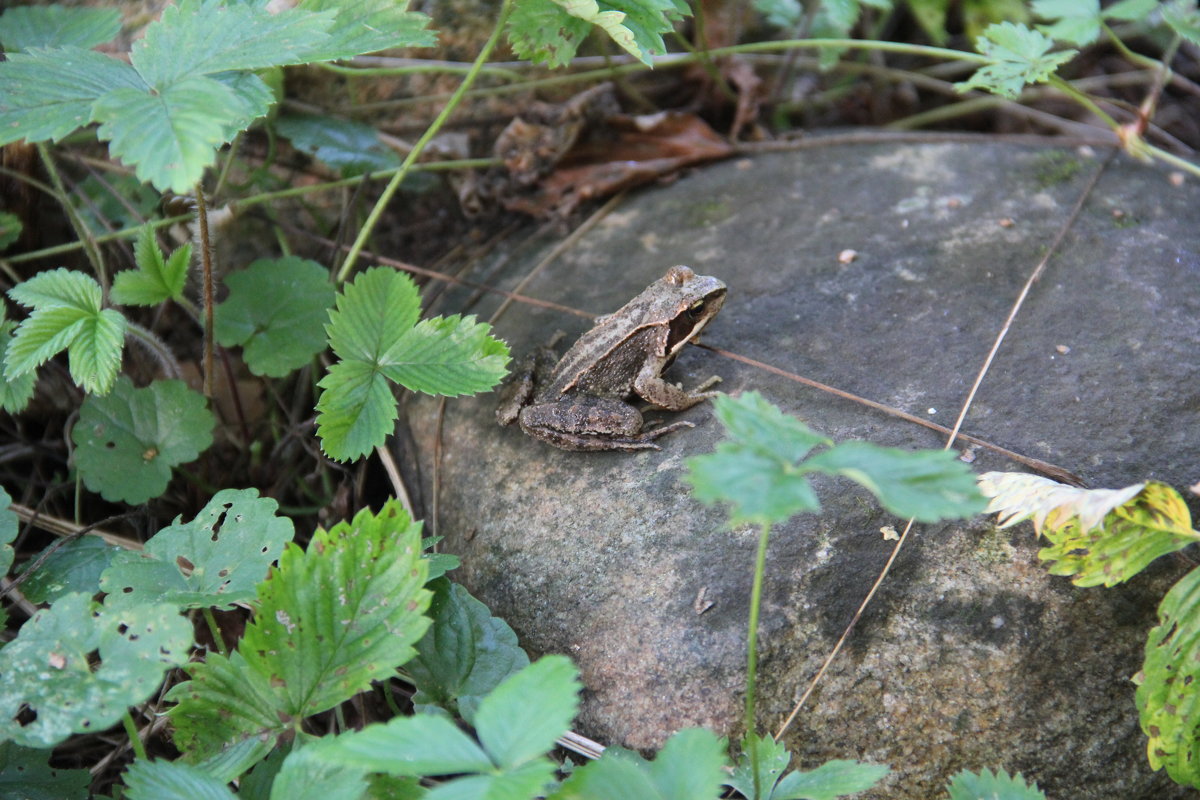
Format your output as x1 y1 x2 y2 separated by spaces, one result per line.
507 0 688 67
6 268 127 394
0 487 15 576
979 472 1199 587
269 747 368 800
275 113 403 177
313 714 494 776
772 760 890 800
904 0 950 44
214 257 335 377
0 47 142 147
554 727 728 800
409 578 530 722
1032 0 1103 45
167 500 431 759
0 6 121 51
297 0 438 60
124 759 238 800
1164 0 1200 47
1104 0 1161 21
0 211 21 251
1136 566 1200 787
0 593 192 748
316 267 509 462
0 318 36 413
803 442 985 522
685 392 828 527
73 377 215 505
112 227 191 306
19 537 119 605
0 742 91 800
954 22 1077 98
474 654 581 768
945 767 1044 800
754 0 803 28
101 489 294 610
725 734 791 800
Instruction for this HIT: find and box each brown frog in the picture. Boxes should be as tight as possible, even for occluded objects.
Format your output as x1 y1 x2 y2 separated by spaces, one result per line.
496 265 726 451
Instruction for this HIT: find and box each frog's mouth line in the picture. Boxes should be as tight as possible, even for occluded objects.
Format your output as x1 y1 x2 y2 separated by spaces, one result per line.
668 290 726 357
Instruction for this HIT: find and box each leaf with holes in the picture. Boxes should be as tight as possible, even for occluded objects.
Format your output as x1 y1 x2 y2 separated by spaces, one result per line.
72 377 215 505
0 592 192 748
20 537 118 604
101 489 294 610
0 742 91 799
167 500 431 760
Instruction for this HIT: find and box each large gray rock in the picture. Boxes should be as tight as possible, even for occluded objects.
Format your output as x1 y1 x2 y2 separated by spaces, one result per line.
402 138 1199 799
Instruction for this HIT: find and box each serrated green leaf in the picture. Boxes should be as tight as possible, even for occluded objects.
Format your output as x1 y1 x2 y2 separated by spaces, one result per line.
0 6 121 51
684 392 826 527
409 578 530 722
0 487 15 576
0 320 36 413
268 747 368 800
554 727 728 800
101 489 294 610
1032 0 1103 45
1136 565 1200 787
508 0 687 67
725 734 791 800
214 257 335 377
954 22 1077 98
945 767 1044 800
507 0 593 67
297 0 438 60
0 47 142 147
1104 0 1160 20
317 267 508 462
0 593 192 748
979 473 1199 587
0 211 21 251
313 713 494 775
130 0 335 88
167 500 431 759
19 537 118 605
275 113 403 177
0 741 91 800
803 442 985 522
424 760 557 800
124 759 238 800
112 227 191 306
1164 0 1200 46
474 655 581 768
6 268 126 394
772 759 890 800
73 377 215 505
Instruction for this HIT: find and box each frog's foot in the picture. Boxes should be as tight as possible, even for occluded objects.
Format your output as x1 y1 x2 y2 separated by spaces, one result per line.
692 375 722 395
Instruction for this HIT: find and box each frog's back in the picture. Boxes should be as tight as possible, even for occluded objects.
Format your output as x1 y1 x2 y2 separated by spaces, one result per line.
542 325 659 400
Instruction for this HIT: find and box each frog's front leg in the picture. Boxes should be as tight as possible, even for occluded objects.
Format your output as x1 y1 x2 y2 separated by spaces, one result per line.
633 359 722 411
495 336 564 426
518 395 693 451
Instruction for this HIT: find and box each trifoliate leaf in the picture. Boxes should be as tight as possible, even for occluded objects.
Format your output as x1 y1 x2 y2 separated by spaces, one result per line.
6 268 126 395
979 472 1199 587
19 537 118 605
73 377 215 505
275 114 403 177
685 392 828 527
167 500 431 759
555 727 728 800
804 442 985 522
123 759 238 800
112 226 191 306
316 267 509 462
771 760 891 800
297 0 437 60
0 319 36 413
101 489 294 610
1164 0 1200 46
954 22 1077 98
945 767 1044 800
1136 566 1200 787
0 6 121 51
0 742 91 800
0 593 192 748
0 47 142 147
508 0 593 67
507 0 688 67
408 578 530 722
0 211 21 251
474 655 581 768
214 257 335 377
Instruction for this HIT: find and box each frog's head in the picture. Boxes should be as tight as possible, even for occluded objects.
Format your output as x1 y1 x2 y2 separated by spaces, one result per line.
663 265 726 356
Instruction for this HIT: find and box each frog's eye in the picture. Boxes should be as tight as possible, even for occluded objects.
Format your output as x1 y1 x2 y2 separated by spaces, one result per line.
688 299 706 316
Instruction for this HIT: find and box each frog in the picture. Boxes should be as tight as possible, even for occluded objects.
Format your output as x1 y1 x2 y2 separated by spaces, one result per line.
495 265 727 451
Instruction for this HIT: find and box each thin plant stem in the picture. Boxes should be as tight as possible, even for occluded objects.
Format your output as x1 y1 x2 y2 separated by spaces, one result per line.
336 0 514 283
123 710 147 761
744 521 772 799
125 320 183 379
1048 76 1121 129
202 607 228 657
194 182 215 398
35 144 108 292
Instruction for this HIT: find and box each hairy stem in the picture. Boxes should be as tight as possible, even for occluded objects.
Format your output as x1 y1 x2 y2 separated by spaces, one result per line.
745 521 773 798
